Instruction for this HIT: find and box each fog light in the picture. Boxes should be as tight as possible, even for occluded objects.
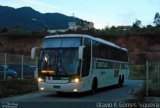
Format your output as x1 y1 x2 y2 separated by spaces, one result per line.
40 87 44 90
73 89 78 92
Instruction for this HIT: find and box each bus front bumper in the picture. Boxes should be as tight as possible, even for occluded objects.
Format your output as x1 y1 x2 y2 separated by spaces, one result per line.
38 82 83 93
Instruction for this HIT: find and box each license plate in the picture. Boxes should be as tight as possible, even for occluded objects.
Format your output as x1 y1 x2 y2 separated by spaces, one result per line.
53 85 60 89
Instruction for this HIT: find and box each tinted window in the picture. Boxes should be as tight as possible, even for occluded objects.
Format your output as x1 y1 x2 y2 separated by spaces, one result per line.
92 40 128 62
0 66 4 71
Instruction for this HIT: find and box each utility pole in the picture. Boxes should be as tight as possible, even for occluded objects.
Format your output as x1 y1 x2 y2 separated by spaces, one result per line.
72 13 76 31
158 62 160 89
146 60 149 96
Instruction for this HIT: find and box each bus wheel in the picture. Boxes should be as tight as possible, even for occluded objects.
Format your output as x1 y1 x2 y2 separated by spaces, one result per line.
118 74 124 87
91 79 97 94
121 74 124 86
118 75 121 86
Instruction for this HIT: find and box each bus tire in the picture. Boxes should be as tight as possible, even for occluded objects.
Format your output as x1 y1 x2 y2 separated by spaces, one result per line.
118 75 121 86
121 74 124 86
91 78 98 94
118 74 124 87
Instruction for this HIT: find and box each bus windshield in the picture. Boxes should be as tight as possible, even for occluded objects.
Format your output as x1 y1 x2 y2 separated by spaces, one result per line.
39 48 79 76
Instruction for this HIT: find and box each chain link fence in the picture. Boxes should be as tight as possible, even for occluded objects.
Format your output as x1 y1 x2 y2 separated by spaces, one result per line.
0 53 37 80
128 52 146 80
128 48 160 96
146 62 160 96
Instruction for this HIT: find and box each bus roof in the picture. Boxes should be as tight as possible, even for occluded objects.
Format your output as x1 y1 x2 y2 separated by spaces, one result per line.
45 34 128 52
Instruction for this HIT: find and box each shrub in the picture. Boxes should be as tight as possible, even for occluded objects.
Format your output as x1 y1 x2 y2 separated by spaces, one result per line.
0 79 38 98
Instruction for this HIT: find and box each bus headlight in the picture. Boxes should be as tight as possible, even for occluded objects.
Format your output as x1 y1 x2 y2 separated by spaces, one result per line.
40 87 44 90
38 78 44 82
70 77 80 83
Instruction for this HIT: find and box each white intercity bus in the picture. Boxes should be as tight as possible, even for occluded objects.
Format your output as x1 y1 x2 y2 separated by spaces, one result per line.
31 34 129 94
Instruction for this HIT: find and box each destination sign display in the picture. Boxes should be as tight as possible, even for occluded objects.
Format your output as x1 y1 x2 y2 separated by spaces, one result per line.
96 60 109 69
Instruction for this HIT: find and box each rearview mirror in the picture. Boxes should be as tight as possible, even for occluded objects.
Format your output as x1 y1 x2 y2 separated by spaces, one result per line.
78 46 85 60
31 46 41 59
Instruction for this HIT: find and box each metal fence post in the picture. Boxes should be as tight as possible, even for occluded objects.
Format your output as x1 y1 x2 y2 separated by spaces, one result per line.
158 62 160 89
21 55 24 80
4 53 7 80
146 60 149 96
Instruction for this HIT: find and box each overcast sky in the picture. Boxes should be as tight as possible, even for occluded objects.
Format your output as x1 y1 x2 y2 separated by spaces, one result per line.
0 0 160 29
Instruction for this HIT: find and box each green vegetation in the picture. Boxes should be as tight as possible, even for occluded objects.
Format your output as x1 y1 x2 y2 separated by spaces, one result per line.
64 12 160 38
148 78 160 96
1 31 48 38
59 24 160 41
0 24 160 42
0 80 38 98
129 65 146 80
147 66 160 96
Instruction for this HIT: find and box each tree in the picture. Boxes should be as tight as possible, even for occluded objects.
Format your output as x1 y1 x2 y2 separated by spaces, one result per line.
13 24 22 32
0 27 8 33
153 12 160 26
132 19 141 28
76 20 89 30
0 41 3 48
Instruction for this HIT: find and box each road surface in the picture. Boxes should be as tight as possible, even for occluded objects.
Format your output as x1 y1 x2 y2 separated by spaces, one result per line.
0 80 144 108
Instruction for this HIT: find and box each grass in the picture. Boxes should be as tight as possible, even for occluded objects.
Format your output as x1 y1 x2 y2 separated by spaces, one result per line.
148 81 160 96
126 87 145 108
0 79 38 98
129 65 146 80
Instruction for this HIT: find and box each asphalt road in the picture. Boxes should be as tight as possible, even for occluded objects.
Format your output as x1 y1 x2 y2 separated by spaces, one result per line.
0 80 144 108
